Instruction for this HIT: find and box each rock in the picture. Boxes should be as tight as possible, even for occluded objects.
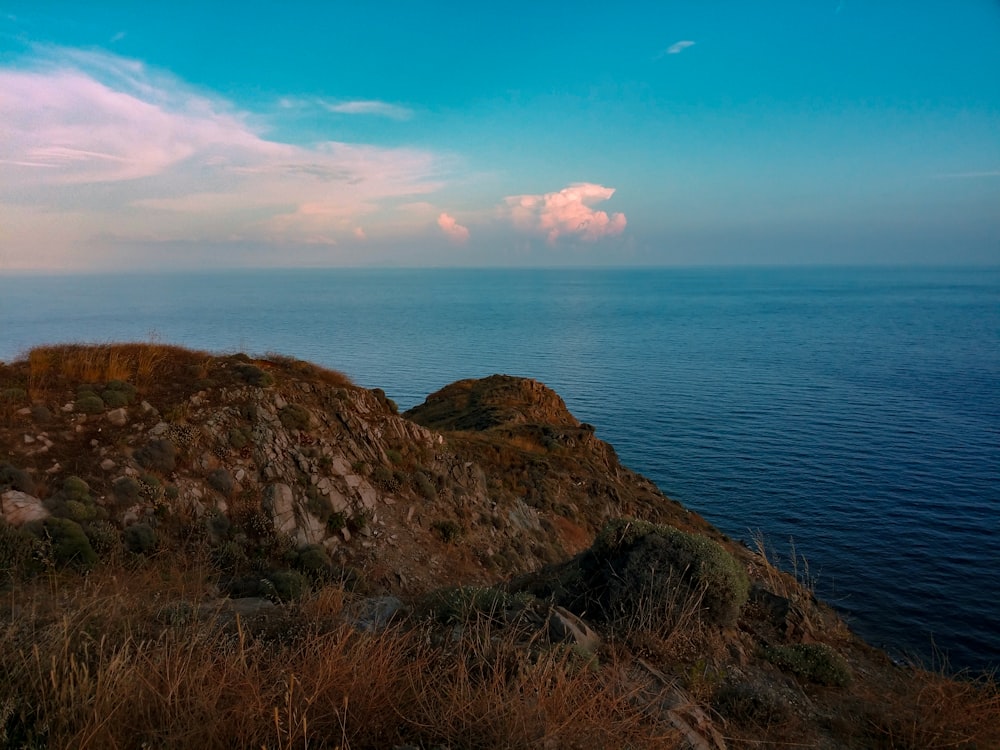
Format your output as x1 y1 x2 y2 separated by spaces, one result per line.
23 434 35 444
140 400 158 416
548 606 602 654
264 483 297 536
1 490 50 526
350 596 405 631
150 421 169 436
100 458 117 471
107 408 128 427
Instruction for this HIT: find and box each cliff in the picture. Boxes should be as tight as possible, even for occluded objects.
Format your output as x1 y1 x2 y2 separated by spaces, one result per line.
0 344 996 749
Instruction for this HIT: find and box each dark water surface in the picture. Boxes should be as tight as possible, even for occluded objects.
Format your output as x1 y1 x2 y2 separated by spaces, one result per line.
2 266 998 671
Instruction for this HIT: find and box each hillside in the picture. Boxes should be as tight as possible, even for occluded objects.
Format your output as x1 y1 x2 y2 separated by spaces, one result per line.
1 344 996 749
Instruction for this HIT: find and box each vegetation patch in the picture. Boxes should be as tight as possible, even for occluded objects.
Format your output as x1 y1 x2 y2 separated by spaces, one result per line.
135 438 177 472
762 643 852 687
278 404 311 430
567 518 750 628
75 393 106 414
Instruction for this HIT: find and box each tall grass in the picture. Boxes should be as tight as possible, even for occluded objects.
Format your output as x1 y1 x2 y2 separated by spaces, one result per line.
0 564 679 749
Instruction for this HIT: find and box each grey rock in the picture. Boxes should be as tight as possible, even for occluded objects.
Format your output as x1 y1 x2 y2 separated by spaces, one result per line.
1 490 50 526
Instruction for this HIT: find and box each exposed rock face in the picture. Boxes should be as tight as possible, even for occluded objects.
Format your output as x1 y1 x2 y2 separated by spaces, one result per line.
1 490 49 526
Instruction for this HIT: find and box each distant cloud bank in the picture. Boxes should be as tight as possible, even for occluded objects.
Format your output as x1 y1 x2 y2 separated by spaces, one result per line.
666 40 695 55
504 183 626 244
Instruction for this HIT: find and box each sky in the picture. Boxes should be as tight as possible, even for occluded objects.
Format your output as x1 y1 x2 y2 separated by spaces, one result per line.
0 1 998 271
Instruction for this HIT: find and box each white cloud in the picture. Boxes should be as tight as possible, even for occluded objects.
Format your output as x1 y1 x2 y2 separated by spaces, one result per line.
503 183 626 244
666 40 696 55
437 212 470 243
322 99 413 120
0 48 445 263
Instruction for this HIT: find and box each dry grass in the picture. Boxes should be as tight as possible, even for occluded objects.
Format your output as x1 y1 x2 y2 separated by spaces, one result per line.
0 564 679 749
865 667 1000 749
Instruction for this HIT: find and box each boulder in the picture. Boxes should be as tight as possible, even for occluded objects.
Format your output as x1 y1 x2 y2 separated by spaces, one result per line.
1 490 50 526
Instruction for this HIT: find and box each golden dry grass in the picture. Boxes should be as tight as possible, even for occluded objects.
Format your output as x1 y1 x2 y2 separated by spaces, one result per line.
0 564 679 749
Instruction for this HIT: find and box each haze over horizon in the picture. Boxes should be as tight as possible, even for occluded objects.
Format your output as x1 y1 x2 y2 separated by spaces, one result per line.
1 2 998 272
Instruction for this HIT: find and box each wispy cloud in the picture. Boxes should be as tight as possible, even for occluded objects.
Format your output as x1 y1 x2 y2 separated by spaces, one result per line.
110 31 127 43
665 40 695 55
437 212 470 243
322 99 413 120
503 183 626 244
0 47 444 262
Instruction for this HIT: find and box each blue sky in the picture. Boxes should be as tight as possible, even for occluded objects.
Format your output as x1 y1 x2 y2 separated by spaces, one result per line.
1 1 998 270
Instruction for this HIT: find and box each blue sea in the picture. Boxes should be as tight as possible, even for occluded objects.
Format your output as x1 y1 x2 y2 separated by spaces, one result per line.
1 266 998 672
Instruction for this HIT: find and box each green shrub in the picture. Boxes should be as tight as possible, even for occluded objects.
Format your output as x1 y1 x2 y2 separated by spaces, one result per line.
65 500 96 522
135 439 177 472
278 404 311 430
207 468 235 497
0 387 27 403
124 523 158 554
424 586 534 624
432 519 462 544
85 521 122 555
267 569 310 602
228 427 250 449
75 394 105 414
586 518 750 628
30 404 52 423
40 518 97 569
62 476 90 502
326 512 347 533
0 521 41 579
233 363 274 387
762 643 852 687
372 466 400 493
295 544 333 578
112 476 141 504
414 471 438 500
101 389 130 408
386 448 403 465
0 463 36 494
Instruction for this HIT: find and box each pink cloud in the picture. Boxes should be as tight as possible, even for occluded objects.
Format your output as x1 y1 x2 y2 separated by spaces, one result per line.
437 212 470 243
504 183 626 244
0 48 446 263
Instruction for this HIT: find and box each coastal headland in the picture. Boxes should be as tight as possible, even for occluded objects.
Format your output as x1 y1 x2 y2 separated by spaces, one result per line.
1 344 996 748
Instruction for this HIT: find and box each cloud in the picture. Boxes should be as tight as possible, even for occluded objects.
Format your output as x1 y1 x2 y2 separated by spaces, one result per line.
0 48 445 263
110 31 126 43
437 212 470 243
503 183 626 244
666 40 696 55
322 99 413 120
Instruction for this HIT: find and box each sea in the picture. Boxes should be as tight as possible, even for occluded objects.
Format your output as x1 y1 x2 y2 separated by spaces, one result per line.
1 266 997 673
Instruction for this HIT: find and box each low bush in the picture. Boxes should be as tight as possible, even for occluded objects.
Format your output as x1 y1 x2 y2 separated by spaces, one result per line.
278 404 311 430
583 518 750 628
124 523 158 554
135 439 177 472
75 393 105 414
233 362 274 387
207 468 235 497
762 643 852 687
0 463 36 494
38 517 98 569
267 569 310 602
113 476 142 504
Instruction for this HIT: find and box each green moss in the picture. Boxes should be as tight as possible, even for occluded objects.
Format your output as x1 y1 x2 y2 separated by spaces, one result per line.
762 643 852 687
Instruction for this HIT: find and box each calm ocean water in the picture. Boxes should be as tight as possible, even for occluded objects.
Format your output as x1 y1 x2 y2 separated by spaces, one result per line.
1 266 998 672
